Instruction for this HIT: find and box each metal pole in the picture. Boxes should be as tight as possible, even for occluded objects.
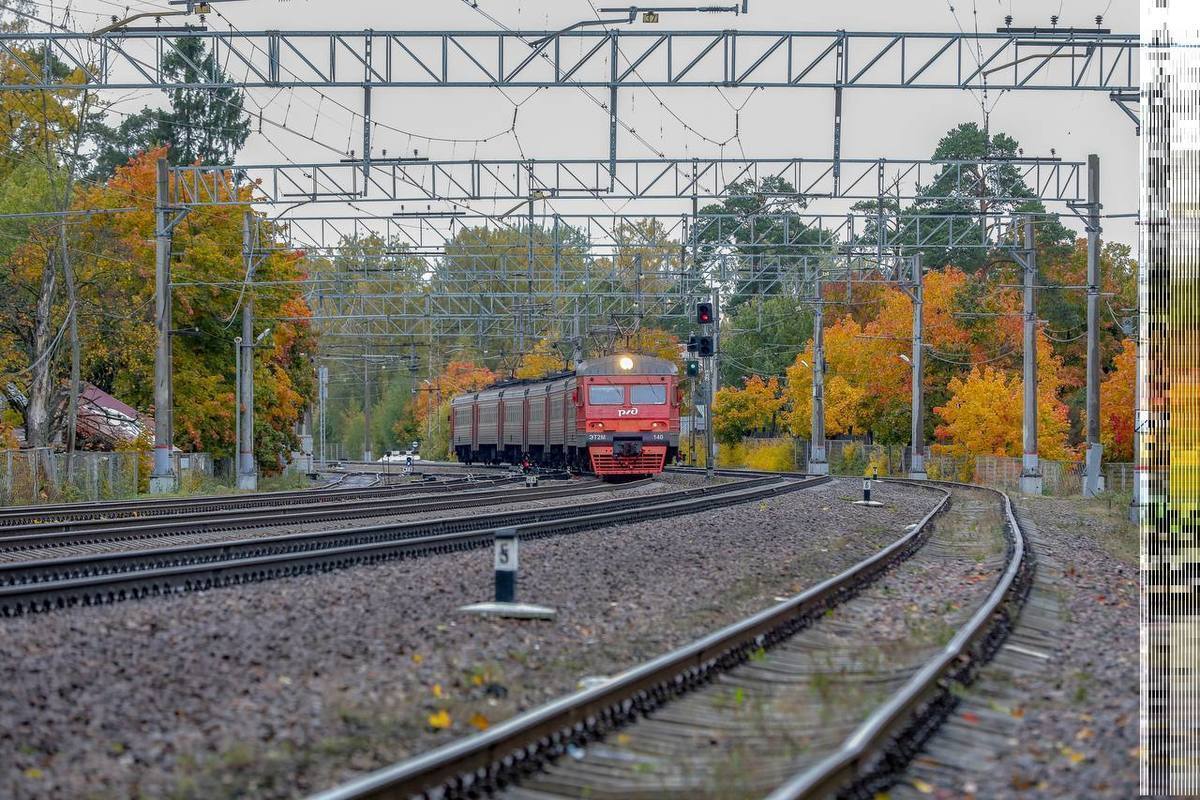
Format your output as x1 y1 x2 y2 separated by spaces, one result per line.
705 284 719 478
318 364 328 469
1083 154 1104 496
1020 217 1043 495
149 157 176 493
362 354 372 462
608 32 618 187
689 377 697 466
832 32 845 196
361 85 372 191
234 336 241 486
909 254 927 479
238 213 257 491
809 264 829 475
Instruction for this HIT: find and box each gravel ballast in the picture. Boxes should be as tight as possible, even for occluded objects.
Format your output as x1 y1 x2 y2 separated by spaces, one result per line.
0 478 937 800
982 495 1137 799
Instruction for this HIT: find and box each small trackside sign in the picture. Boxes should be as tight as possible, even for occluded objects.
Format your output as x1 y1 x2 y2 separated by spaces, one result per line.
494 528 518 572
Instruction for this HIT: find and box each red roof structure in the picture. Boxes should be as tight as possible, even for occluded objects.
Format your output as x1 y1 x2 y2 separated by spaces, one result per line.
75 383 152 449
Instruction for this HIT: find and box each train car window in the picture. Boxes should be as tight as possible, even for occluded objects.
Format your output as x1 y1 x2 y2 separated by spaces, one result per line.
588 385 625 405
630 385 667 404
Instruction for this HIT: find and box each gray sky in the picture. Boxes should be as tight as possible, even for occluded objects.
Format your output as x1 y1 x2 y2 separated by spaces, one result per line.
60 0 1140 246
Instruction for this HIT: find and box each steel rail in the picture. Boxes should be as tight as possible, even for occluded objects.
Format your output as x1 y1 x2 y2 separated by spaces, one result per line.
0 475 512 527
0 477 609 545
0 476 823 615
306 481 951 800
765 480 1031 799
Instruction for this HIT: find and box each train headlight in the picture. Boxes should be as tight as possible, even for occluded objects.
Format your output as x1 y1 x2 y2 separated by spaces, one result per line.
618 355 634 370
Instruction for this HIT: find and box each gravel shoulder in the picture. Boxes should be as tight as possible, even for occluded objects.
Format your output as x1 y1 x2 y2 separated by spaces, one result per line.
0 479 938 800
893 492 1138 800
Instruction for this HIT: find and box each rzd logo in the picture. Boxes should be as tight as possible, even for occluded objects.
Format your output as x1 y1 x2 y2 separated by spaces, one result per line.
617 407 639 417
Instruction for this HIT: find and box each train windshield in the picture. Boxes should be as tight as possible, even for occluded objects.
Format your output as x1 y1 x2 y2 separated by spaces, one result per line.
588 385 625 405
630 385 667 404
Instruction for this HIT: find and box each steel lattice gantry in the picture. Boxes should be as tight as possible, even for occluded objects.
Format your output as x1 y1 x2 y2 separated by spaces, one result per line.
272 208 1038 254
172 156 1087 205
5 28 1136 90
221 207 1035 342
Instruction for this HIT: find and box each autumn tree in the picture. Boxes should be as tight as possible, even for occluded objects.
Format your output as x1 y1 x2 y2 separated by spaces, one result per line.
933 331 1072 461
71 150 316 468
515 337 568 379
713 375 783 446
1100 339 1136 462
396 360 496 459
0 42 95 449
623 327 683 370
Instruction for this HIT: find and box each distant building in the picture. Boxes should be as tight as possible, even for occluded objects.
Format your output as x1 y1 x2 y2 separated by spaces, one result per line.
75 384 152 450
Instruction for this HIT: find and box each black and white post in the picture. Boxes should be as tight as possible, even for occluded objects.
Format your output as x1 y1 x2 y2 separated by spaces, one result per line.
854 475 883 507
494 527 517 603
459 527 556 620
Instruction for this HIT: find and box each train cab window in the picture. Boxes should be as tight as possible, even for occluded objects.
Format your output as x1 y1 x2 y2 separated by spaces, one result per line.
630 385 667 405
588 385 625 405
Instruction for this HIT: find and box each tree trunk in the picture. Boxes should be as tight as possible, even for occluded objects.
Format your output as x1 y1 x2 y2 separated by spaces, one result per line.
25 252 58 448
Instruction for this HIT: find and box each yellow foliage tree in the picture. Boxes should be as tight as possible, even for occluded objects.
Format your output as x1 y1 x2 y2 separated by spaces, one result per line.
515 337 567 379
932 332 1072 462
783 318 871 440
932 366 1024 458
624 327 683 371
713 375 782 446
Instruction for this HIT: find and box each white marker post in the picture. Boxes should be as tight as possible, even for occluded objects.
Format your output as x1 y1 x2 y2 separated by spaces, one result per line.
854 476 883 507
459 527 556 620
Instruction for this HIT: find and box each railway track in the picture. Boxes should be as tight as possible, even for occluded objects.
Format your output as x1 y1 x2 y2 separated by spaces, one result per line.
0 472 516 528
0 477 613 556
310 480 1030 800
0 474 827 615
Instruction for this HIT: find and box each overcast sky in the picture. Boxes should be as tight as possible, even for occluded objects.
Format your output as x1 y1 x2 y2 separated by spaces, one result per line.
56 0 1140 247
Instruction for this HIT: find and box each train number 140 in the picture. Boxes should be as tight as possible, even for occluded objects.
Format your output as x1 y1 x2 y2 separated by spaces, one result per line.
617 408 639 417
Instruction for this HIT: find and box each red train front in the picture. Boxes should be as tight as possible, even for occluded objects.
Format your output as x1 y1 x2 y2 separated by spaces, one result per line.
451 354 680 477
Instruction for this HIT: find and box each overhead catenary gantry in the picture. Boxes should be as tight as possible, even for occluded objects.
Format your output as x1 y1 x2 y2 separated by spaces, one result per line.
172 156 1088 206
5 25 1139 174
9 28 1136 90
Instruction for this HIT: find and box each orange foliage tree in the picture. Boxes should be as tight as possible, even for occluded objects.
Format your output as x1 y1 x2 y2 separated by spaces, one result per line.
399 360 497 459
781 268 982 446
71 149 316 468
1100 338 1136 462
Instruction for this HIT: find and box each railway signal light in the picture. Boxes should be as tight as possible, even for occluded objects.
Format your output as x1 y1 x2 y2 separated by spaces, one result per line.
696 302 714 325
686 334 698 353
697 336 715 357
686 360 700 377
